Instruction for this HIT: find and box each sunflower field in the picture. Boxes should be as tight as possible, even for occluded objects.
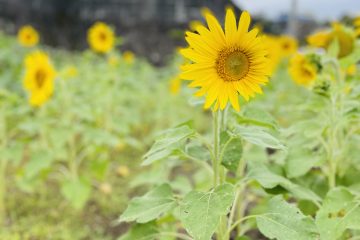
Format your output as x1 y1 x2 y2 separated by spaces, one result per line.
0 6 360 240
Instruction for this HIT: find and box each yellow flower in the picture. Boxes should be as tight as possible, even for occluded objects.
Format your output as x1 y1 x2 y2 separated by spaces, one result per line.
346 64 357 76
278 35 298 57
62 65 78 79
180 8 270 111
169 76 182 95
263 35 282 75
123 51 135 64
17 25 39 47
354 17 360 37
99 183 112 195
307 31 330 48
23 51 56 107
307 23 355 58
108 55 119 67
87 22 115 53
289 53 318 87
117 165 130 178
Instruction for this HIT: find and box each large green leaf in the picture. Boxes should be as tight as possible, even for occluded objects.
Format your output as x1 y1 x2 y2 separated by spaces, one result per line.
142 124 195 165
315 187 360 240
248 163 321 204
179 183 235 240
257 196 319 240
233 126 285 150
120 184 177 223
118 222 158 240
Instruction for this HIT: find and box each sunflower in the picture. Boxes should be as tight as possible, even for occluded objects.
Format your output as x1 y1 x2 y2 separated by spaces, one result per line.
354 17 360 37
278 35 298 57
123 51 135 64
263 35 282 75
307 23 355 58
23 51 56 107
289 53 318 87
17 25 39 47
87 22 115 53
179 8 270 111
307 31 330 48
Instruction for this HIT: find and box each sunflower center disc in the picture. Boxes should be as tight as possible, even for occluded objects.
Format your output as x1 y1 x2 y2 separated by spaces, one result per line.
35 69 47 88
217 49 249 82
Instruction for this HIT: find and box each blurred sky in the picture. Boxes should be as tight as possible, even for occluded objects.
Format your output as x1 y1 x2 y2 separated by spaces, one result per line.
233 0 360 21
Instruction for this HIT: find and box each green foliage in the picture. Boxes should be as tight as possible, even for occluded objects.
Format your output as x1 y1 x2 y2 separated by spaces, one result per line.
316 188 360 240
257 196 319 240
221 132 243 172
142 123 196 165
120 184 177 223
179 183 235 240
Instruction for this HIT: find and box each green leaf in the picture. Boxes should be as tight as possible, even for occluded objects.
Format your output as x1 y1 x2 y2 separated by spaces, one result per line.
248 163 321 204
24 150 53 179
236 108 278 130
118 222 158 240
285 147 322 178
120 184 177 223
340 46 360 68
233 126 285 150
315 187 360 240
142 124 195 165
221 134 243 172
61 178 91 210
257 196 319 240
180 183 235 240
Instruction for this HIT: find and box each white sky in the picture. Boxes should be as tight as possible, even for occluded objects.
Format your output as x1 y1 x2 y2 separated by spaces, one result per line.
232 0 360 21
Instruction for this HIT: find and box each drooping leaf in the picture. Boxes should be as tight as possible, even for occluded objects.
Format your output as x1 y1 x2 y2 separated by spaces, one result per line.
180 183 235 240
315 187 360 240
257 196 319 240
233 125 285 150
248 163 321 204
120 184 177 223
142 124 196 165
236 108 278 130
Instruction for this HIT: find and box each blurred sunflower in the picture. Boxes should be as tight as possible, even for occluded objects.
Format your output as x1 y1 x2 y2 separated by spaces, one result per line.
23 51 56 107
354 17 360 37
307 23 355 58
87 22 115 54
169 76 182 95
108 55 119 67
123 51 135 64
62 65 78 79
278 35 298 57
289 53 318 87
17 25 39 47
346 64 357 76
263 35 282 75
180 8 270 111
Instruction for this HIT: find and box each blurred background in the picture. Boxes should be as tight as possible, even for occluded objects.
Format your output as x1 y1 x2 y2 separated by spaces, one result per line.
0 0 358 65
